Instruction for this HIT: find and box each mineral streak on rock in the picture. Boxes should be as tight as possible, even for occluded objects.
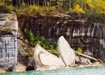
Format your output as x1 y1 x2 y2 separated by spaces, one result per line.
0 13 18 69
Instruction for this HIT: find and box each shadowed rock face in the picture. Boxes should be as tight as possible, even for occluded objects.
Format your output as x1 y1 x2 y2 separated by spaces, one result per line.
18 15 105 61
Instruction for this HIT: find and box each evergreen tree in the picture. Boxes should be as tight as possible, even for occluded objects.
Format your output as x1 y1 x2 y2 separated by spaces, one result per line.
12 0 22 7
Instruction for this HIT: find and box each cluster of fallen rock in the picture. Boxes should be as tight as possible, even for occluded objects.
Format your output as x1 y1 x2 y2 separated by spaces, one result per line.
0 34 102 73
32 36 101 71
0 13 102 73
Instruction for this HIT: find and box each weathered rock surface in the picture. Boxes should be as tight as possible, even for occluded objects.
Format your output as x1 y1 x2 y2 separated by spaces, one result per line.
34 44 65 67
0 13 18 69
18 15 105 61
0 13 18 34
57 36 75 66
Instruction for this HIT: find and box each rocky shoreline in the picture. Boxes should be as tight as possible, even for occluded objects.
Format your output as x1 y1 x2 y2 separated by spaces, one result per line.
0 62 103 73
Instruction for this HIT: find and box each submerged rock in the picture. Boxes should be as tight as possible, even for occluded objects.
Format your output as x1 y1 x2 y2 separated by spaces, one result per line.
34 44 65 68
57 36 75 66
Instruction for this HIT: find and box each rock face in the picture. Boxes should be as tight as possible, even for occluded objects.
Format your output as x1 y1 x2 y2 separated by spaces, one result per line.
57 36 75 66
0 13 18 32
34 44 65 67
0 13 18 69
18 15 105 61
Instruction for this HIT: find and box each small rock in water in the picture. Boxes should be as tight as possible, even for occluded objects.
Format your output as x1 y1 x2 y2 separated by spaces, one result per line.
57 36 75 66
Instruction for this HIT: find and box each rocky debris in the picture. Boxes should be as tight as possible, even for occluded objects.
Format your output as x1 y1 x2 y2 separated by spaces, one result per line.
75 51 98 61
75 50 100 66
34 44 65 68
57 36 75 66
17 35 103 71
13 64 26 72
75 50 98 66
75 55 92 65
0 68 6 73
33 36 101 70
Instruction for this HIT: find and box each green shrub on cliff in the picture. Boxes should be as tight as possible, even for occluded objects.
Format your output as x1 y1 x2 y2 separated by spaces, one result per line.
23 28 58 55
23 28 36 46
49 42 58 56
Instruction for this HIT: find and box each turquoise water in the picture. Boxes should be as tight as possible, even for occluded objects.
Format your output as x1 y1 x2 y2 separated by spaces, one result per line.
0 66 105 75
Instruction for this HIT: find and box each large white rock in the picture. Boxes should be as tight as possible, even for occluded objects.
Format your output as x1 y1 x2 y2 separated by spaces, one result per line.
34 44 65 67
57 36 75 66
40 53 64 66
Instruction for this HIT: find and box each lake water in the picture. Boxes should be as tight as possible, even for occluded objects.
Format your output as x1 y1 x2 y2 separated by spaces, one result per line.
0 66 105 75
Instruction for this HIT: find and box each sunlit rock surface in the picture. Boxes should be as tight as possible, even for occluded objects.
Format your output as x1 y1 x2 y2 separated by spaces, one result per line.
40 53 65 66
57 36 75 66
34 44 65 68
0 13 18 33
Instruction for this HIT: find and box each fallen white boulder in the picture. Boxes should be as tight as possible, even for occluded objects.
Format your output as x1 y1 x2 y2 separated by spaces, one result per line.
34 44 65 67
57 36 75 66
40 53 64 66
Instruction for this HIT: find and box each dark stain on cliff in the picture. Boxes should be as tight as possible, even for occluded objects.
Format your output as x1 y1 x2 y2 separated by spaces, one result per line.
17 15 105 61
